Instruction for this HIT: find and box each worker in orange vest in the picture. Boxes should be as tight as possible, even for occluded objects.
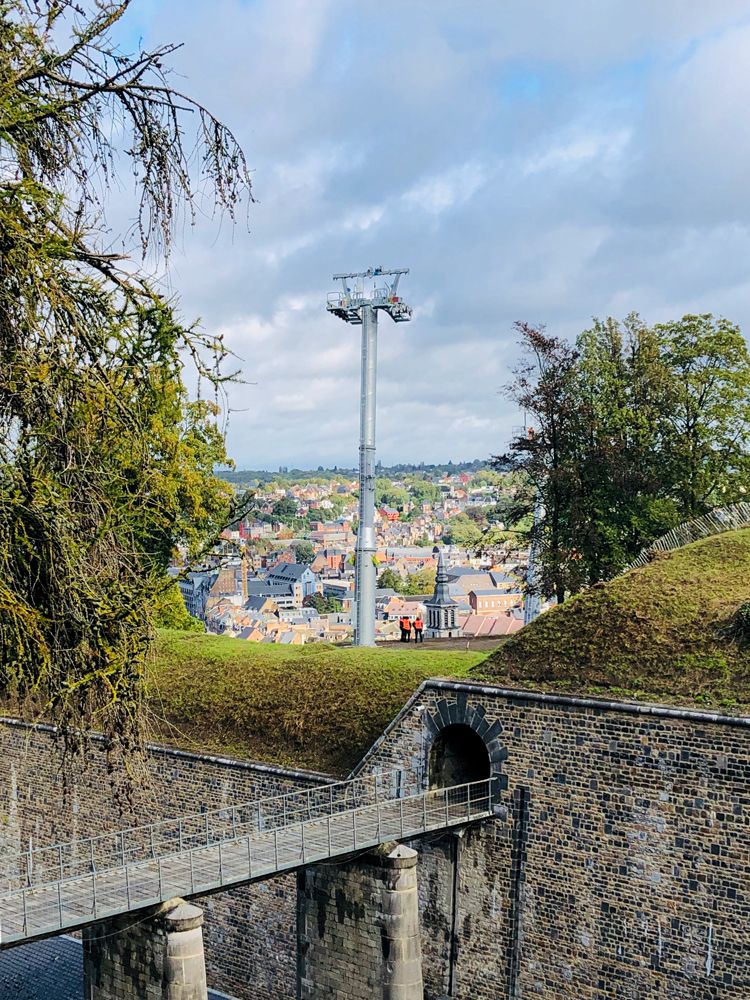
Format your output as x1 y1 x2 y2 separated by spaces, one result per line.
399 615 408 642
403 616 412 643
413 615 424 643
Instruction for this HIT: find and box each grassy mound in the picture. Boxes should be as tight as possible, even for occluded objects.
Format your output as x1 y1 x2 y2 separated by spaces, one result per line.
148 632 484 774
475 528 750 710
12 532 747 777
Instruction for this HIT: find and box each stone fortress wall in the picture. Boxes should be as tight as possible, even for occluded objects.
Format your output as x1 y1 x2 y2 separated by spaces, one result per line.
350 681 750 999
2 678 750 999
0 718 323 1000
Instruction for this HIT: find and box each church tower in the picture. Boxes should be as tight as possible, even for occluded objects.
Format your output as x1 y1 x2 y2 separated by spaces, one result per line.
425 546 459 639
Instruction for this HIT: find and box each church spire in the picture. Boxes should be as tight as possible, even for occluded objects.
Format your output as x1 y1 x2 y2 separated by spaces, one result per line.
431 546 456 607
425 546 458 638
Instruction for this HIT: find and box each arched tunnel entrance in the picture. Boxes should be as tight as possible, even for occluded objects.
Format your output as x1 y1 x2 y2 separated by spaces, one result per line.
429 723 492 789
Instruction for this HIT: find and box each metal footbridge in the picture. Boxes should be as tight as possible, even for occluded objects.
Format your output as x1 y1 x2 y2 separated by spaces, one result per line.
0 769 494 947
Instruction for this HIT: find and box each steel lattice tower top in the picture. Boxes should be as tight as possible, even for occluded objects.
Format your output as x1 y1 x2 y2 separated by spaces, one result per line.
327 268 412 646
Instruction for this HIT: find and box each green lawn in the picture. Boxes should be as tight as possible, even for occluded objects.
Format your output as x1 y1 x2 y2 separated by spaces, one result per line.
149 632 485 774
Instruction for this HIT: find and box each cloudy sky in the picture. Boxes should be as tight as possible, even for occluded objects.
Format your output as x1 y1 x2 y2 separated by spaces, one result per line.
113 0 750 469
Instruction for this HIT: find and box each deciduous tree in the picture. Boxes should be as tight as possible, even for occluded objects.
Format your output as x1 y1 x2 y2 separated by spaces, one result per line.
272 497 298 523
657 314 750 515
494 323 581 602
496 313 750 603
292 540 315 565
402 568 436 596
377 568 403 591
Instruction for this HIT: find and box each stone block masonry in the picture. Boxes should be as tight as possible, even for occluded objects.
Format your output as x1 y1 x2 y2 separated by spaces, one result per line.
4 680 750 999
0 719 327 854
298 842 423 1000
357 682 750 999
0 718 328 1000
83 897 208 1000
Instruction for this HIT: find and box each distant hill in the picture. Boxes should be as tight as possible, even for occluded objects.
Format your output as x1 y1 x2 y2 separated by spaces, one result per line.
217 459 490 484
475 528 750 711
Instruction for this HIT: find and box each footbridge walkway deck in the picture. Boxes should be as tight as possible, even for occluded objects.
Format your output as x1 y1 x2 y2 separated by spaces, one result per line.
0 769 494 948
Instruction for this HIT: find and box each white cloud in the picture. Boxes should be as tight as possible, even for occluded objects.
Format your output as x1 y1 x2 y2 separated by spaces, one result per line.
110 0 750 467
402 162 490 215
341 205 385 232
523 129 631 176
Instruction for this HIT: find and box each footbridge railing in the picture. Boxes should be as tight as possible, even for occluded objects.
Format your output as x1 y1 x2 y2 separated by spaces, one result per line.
0 769 494 947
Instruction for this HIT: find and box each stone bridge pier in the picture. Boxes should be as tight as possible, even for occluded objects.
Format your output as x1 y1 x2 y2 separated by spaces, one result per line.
82 897 208 1000
80 845 423 1000
298 842 424 1000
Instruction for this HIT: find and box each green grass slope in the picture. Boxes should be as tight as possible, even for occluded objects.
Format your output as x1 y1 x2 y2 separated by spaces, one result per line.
475 528 750 710
148 632 484 774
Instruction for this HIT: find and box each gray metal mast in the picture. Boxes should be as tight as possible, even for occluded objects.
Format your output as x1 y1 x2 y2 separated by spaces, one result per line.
327 267 412 646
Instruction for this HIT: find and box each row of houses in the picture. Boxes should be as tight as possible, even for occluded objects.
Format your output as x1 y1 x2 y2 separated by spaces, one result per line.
178 492 533 643
207 597 351 645
179 547 530 643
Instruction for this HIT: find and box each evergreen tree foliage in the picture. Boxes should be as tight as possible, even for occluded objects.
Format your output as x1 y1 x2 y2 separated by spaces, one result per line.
0 1 252 796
